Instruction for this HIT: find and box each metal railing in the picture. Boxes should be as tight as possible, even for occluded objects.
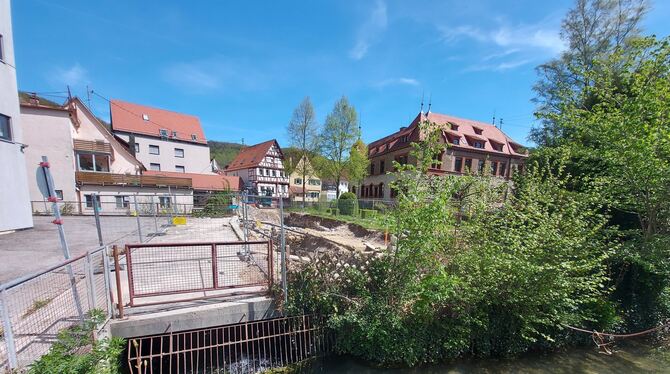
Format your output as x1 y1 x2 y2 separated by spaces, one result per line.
121 240 274 308
126 314 332 374
0 246 113 371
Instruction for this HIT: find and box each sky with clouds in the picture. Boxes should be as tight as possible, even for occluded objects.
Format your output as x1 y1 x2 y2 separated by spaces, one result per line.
11 0 670 146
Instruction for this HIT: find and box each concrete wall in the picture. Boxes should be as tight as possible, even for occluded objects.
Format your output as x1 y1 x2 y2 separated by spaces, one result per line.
116 133 212 174
0 0 33 231
20 106 78 203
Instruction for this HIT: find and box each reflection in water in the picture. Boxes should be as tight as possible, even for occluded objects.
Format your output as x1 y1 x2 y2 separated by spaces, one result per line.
304 342 670 374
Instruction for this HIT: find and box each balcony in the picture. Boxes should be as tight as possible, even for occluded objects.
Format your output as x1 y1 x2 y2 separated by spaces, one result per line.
73 139 113 154
75 171 192 188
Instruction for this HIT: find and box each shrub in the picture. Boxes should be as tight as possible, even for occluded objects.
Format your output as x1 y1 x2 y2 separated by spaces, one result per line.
337 192 358 216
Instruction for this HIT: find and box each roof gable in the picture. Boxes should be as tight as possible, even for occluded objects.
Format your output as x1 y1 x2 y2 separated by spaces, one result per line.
225 139 283 171
110 99 207 145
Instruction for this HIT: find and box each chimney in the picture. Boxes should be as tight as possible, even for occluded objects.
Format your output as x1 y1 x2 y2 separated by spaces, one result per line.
399 126 407 131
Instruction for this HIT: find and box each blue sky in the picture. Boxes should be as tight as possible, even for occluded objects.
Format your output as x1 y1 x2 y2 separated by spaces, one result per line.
11 0 670 147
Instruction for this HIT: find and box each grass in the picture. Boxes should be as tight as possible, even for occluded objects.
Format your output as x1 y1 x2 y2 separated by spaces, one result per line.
287 206 390 231
23 298 53 318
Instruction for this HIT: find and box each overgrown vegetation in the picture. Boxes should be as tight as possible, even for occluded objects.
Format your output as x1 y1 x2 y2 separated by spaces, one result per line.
29 310 124 374
286 0 670 367
195 190 236 217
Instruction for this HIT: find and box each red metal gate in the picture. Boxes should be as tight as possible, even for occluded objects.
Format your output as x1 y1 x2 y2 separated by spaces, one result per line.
124 240 273 306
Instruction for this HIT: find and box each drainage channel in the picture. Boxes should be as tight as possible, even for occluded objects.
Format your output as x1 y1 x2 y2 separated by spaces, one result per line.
124 314 332 373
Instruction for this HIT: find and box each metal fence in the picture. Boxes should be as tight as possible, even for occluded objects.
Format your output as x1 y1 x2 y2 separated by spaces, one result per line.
123 241 274 307
126 314 332 374
0 246 113 371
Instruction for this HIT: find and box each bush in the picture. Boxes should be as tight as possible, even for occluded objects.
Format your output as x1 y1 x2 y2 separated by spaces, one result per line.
337 192 358 216
360 209 377 219
197 191 234 217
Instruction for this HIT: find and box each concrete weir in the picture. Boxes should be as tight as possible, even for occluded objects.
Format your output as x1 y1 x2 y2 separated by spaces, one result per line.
108 296 279 338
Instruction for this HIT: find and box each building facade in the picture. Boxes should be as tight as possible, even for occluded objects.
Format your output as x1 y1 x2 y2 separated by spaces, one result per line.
21 95 194 214
288 156 321 202
110 99 213 175
362 111 528 200
224 140 289 197
0 0 33 232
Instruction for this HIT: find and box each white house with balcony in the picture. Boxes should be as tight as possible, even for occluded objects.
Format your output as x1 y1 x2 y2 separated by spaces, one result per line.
223 139 289 197
0 0 33 232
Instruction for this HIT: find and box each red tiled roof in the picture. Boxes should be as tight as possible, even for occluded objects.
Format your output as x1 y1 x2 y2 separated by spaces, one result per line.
368 112 528 157
143 171 242 191
224 139 282 171
110 99 207 145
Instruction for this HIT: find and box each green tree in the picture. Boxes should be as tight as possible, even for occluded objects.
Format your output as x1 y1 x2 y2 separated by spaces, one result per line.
531 0 648 146
320 96 360 198
287 97 320 206
346 139 369 195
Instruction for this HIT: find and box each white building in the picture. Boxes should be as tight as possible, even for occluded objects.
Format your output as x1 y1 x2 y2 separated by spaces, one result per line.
0 0 32 232
20 95 194 214
110 99 213 175
224 140 289 197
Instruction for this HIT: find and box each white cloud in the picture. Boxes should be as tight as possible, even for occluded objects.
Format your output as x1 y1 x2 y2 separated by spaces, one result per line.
349 0 388 60
375 77 420 87
163 62 221 91
52 63 89 87
440 22 565 55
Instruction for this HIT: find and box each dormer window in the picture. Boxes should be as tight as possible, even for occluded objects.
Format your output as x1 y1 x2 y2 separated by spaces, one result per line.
450 123 459 131
473 127 483 135
492 143 504 151
473 141 484 149
159 129 168 138
401 135 408 143
191 134 197 141
452 138 460 145
171 131 178 138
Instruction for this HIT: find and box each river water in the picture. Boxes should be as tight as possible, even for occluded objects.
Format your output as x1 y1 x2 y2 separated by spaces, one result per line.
303 342 670 373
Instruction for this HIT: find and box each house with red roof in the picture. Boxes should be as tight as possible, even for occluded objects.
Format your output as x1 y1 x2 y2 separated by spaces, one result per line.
223 139 289 197
110 99 213 176
361 111 528 200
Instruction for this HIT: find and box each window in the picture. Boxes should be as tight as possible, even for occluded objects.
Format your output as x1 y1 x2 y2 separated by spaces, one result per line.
308 192 320 199
431 152 443 169
450 123 459 131
454 157 463 172
142 114 150 121
272 170 276 177
134 143 140 153
464 158 472 172
191 134 197 141
491 161 498 176
401 135 409 143
499 162 507 177
159 129 168 138
370 163 375 175
380 160 385 174
159 196 171 208
149 145 160 155
171 131 178 138
294 178 302 185
478 160 485 174
0 34 4 62
473 141 484 149
85 195 101 209
492 143 504 151
378 183 384 199
55 190 64 200
0 114 11 141
308 179 320 186
150 163 161 171
115 196 129 208
175 165 185 173
395 154 408 168
76 152 109 172
473 127 483 135
174 148 184 158
452 137 460 145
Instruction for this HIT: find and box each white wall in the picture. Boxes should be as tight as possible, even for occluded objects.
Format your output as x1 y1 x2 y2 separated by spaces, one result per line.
21 107 77 204
116 133 212 174
0 0 32 231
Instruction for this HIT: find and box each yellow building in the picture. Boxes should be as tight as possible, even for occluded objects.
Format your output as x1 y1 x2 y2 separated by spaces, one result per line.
288 156 321 202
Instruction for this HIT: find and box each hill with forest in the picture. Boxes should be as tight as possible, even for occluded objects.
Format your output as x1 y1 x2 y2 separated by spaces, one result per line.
209 141 244 168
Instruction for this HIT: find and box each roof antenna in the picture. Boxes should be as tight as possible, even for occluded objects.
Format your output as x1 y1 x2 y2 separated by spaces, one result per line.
420 91 424 114
426 93 432 114
492 109 496 127
86 85 92 108
67 85 72 102
358 113 362 140
241 137 245 146
499 118 504 131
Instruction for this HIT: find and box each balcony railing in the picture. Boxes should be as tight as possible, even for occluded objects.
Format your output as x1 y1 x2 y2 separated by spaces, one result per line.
75 171 192 188
73 139 113 154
